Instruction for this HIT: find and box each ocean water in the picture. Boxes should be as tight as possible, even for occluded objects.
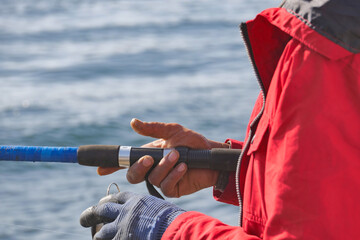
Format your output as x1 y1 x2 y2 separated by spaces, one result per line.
0 0 276 239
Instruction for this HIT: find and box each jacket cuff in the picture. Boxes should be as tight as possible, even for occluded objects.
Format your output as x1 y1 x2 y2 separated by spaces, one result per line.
225 138 243 149
212 139 243 206
213 172 239 206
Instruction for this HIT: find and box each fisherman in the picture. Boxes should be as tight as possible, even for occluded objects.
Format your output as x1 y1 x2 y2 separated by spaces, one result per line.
80 0 360 239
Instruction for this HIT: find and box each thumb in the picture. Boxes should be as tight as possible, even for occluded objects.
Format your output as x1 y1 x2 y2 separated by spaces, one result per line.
130 118 182 140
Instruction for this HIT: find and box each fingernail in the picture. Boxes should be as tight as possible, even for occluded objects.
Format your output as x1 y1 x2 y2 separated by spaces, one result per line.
141 156 152 167
131 118 140 125
177 163 186 172
168 150 178 162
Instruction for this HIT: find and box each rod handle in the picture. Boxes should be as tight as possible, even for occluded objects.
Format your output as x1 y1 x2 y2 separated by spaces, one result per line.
78 145 240 172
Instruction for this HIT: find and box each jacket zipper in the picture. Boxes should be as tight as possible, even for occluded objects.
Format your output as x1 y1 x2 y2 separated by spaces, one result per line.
236 22 266 227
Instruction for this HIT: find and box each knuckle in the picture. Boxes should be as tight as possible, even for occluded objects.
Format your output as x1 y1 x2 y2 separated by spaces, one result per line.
161 187 173 197
126 170 142 184
162 188 177 198
170 123 183 131
148 174 160 187
160 182 178 198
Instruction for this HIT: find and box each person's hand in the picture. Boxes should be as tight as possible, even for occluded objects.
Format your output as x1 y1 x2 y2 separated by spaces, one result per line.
80 191 185 240
98 119 229 197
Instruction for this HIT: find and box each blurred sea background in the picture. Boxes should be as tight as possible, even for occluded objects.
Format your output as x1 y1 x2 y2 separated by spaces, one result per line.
0 0 276 239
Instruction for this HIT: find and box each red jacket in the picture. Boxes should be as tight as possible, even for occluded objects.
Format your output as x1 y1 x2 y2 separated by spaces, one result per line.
163 7 360 239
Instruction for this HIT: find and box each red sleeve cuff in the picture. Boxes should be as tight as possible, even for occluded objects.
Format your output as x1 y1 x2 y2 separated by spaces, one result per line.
225 138 243 149
213 171 239 206
163 211 258 239
212 138 243 206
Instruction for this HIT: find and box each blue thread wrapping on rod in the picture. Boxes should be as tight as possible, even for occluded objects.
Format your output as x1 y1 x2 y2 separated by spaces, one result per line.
0 146 78 163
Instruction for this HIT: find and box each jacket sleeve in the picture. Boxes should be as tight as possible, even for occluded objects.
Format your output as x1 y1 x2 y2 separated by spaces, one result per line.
161 139 256 240
162 211 260 240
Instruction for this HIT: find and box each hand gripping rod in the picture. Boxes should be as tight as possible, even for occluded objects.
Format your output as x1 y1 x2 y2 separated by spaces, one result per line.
0 145 241 172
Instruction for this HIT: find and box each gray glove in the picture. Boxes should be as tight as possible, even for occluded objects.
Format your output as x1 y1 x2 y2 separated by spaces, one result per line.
80 191 186 240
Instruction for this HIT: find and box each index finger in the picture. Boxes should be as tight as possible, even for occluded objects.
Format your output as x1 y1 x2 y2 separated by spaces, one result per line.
131 118 182 140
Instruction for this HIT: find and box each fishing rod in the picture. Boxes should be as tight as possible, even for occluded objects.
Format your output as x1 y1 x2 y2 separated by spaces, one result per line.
2 145 241 236
0 145 240 171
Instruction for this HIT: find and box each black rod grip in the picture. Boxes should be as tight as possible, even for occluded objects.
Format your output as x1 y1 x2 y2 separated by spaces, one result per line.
184 148 240 171
77 145 241 172
78 145 119 167
210 148 241 171
129 147 164 166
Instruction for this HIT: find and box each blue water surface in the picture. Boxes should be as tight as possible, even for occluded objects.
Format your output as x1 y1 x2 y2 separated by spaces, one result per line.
0 0 275 239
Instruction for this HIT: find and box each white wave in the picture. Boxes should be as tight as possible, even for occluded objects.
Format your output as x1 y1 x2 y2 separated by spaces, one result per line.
0 70 257 136
0 0 275 34
0 32 243 71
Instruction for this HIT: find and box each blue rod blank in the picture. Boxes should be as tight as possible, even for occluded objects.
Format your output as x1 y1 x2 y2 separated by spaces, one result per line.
0 146 78 163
